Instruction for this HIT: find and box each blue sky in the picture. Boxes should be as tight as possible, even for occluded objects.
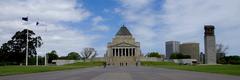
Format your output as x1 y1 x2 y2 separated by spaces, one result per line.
0 0 240 56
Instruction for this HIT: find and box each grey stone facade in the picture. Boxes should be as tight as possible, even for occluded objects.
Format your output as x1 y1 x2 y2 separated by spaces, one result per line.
106 25 141 66
204 25 217 64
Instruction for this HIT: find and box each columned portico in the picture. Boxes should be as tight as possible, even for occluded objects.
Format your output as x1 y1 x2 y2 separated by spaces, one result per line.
111 48 136 57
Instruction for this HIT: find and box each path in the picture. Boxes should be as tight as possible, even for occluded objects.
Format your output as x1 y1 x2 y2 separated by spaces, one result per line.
0 66 240 80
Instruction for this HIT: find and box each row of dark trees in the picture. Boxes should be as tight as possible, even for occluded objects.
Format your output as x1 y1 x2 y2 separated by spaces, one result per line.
145 52 190 59
46 49 97 64
170 53 191 59
215 44 240 64
47 48 97 63
218 56 240 64
145 52 191 59
145 52 163 58
45 50 79 63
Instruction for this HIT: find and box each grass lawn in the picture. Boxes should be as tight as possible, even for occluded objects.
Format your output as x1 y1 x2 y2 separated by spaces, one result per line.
0 61 103 76
142 61 240 76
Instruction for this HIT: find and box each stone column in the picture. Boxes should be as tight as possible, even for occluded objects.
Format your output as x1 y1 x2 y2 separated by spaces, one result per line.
125 48 127 56
125 48 129 56
120 48 122 56
118 48 120 56
113 48 117 56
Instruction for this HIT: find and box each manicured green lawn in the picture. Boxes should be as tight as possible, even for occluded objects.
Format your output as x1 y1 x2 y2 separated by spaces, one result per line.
142 61 240 76
0 61 104 76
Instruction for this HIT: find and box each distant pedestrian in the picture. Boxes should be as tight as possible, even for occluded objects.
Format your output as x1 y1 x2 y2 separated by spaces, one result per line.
103 62 106 68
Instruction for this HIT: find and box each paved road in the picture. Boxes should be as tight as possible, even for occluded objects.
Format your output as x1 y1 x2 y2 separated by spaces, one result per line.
0 66 240 80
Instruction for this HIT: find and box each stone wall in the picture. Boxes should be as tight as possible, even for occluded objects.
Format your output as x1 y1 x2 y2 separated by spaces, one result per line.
171 59 197 65
140 57 164 62
52 60 77 66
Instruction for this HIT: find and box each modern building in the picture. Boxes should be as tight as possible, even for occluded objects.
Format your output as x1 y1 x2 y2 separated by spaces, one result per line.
106 25 142 66
179 42 200 61
165 41 180 59
204 25 217 64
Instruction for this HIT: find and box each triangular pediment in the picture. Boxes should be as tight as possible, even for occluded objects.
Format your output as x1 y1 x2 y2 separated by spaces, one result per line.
111 42 136 47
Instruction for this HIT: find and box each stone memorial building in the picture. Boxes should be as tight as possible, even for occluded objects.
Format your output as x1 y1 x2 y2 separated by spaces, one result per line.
106 25 141 66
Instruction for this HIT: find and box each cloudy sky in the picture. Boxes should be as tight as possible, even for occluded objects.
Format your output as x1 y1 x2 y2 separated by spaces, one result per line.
0 0 240 56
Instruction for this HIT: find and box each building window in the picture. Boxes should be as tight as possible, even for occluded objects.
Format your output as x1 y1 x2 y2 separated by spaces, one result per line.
112 49 115 56
129 48 132 56
126 48 129 56
133 48 135 56
119 49 122 56
116 49 118 56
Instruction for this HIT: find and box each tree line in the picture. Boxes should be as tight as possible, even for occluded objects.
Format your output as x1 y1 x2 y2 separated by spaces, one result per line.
46 48 97 64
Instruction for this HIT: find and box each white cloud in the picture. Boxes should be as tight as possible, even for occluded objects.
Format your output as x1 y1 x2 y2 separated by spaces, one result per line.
117 0 240 55
119 0 154 10
92 16 104 25
0 0 90 22
91 16 110 32
0 0 96 56
92 25 110 32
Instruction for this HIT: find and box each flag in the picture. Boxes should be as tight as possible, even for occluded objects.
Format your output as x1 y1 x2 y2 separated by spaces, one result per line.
22 17 28 21
36 21 39 26
36 21 47 26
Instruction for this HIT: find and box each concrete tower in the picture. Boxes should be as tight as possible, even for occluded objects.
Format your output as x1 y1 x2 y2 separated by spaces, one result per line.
204 25 216 64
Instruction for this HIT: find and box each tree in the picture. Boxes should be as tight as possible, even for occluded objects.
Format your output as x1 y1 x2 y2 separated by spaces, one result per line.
0 29 42 65
67 52 80 60
145 52 162 58
80 48 97 61
222 56 240 64
216 44 228 63
28 55 45 65
47 50 58 63
170 53 191 59
216 44 229 54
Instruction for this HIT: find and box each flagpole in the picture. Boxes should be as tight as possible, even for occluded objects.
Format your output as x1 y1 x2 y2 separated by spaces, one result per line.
26 27 29 66
36 19 39 66
36 31 38 66
45 53 47 66
36 52 38 66
22 16 29 66
44 25 47 66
